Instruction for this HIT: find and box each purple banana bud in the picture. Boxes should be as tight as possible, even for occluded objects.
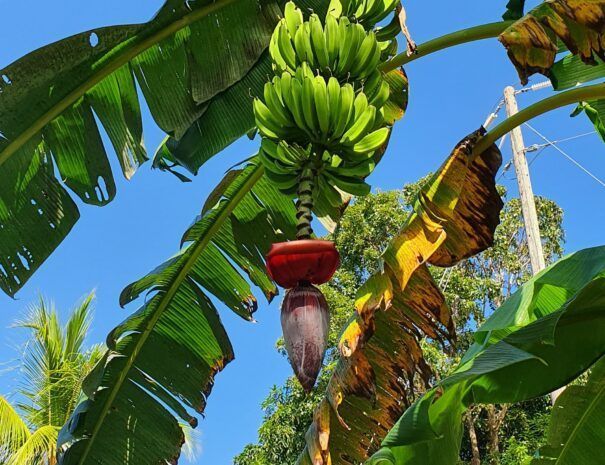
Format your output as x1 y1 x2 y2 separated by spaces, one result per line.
281 284 330 392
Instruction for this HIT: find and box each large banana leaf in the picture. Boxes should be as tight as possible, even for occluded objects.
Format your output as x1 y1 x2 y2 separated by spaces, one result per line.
499 0 605 85
296 129 504 465
530 356 605 465
0 0 282 297
369 246 605 465
58 161 301 464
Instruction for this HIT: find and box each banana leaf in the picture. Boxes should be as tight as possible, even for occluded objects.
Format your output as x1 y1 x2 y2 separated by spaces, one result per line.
530 357 605 465
499 0 605 85
369 245 605 465
58 161 300 464
0 0 283 297
571 99 605 141
296 129 504 465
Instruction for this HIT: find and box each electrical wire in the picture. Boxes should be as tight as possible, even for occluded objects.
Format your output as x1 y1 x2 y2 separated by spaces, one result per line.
524 123 605 189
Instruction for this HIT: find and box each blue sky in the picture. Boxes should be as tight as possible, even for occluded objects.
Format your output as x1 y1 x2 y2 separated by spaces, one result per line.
0 1 604 464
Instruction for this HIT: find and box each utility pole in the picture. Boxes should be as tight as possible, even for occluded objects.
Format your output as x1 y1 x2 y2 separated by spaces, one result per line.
503 86 565 403
503 86 546 274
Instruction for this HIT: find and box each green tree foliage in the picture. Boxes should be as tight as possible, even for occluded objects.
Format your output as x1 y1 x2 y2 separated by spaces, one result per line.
235 185 564 465
0 293 103 465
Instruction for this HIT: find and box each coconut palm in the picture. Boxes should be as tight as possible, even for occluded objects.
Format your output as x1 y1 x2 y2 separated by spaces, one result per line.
0 294 102 465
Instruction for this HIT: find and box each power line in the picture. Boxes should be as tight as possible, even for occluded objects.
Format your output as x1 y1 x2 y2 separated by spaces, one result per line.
524 123 605 189
525 131 597 153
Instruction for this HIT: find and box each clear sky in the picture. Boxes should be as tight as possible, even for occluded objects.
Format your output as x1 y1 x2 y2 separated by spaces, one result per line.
0 1 604 464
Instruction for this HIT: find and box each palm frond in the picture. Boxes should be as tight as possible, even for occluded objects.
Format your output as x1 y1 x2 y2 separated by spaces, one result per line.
0 395 31 462
6 425 59 465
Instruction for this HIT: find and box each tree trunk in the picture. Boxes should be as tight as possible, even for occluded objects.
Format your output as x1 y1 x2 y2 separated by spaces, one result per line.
486 404 508 464
465 412 481 465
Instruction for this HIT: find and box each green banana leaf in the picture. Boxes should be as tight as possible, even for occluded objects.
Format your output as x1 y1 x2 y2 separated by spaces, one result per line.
571 99 605 142
529 356 605 465
368 246 605 465
58 161 300 464
296 129 504 465
0 0 282 297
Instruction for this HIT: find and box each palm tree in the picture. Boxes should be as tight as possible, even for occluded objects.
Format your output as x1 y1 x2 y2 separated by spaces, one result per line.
0 293 102 465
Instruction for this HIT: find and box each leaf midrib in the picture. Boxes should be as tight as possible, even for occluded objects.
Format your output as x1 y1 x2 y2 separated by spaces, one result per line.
556 364 605 464
0 0 238 168
76 163 264 465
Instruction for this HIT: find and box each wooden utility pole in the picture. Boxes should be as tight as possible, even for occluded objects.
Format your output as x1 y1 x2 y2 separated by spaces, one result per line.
503 86 564 403
503 86 546 274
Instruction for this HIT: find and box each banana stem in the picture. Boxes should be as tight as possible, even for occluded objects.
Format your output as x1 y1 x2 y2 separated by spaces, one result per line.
380 21 514 73
473 82 605 156
296 166 316 240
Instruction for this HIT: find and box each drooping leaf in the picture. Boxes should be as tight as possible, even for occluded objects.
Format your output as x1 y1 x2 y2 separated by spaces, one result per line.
530 357 605 465
499 0 605 84
58 161 300 464
372 246 605 465
0 0 282 296
296 129 503 465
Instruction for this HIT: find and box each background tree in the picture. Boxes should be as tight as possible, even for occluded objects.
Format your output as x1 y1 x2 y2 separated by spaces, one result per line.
235 185 564 465
0 294 102 465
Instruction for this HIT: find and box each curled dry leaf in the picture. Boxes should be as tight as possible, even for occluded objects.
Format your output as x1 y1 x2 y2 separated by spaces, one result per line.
499 0 605 84
296 128 504 465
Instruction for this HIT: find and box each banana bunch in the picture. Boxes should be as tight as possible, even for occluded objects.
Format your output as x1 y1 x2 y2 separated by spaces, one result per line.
327 0 400 28
260 138 378 198
254 67 390 158
269 2 382 81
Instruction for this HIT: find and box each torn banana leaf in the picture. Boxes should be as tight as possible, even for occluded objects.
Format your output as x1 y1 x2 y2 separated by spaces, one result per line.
499 0 605 84
58 161 300 464
370 246 605 465
296 129 503 465
0 0 282 297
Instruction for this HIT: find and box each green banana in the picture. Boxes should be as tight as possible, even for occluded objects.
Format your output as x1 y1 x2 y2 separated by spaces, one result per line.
254 98 287 140
351 127 390 154
289 78 312 134
264 81 292 128
325 172 371 196
309 14 330 70
313 76 330 136
332 83 355 140
277 20 297 71
284 1 303 38
369 79 390 108
340 105 376 146
328 158 376 177
270 33 289 74
336 18 359 75
327 77 341 136
324 14 340 69
302 77 320 137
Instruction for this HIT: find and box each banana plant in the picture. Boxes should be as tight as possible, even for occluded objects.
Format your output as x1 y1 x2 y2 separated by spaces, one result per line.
1 0 605 464
366 246 605 465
